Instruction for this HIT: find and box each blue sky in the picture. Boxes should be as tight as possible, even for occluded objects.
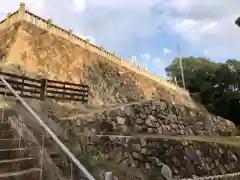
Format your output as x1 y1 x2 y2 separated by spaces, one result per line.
1 0 240 78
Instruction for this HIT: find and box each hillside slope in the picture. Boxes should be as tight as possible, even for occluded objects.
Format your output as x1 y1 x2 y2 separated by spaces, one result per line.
45 99 240 179
7 98 240 180
1 21 195 107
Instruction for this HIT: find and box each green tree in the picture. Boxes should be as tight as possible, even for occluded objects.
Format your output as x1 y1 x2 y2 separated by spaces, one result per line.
235 17 240 27
165 56 240 124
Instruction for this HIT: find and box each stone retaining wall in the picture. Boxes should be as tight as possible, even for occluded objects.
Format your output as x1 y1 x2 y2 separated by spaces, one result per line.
53 100 240 179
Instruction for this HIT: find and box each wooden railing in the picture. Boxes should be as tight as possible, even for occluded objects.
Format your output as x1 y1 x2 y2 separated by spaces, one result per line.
0 2 191 101
0 71 89 103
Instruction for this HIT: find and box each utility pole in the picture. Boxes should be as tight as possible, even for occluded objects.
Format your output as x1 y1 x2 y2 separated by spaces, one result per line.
177 44 186 89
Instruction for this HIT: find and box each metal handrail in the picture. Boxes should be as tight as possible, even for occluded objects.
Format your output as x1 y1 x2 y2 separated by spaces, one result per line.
0 76 96 180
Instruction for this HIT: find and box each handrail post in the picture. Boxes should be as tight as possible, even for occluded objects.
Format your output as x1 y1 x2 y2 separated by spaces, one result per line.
62 83 65 99
40 79 47 100
85 85 89 104
18 2 25 21
21 73 25 96
47 18 52 30
6 13 11 27
104 172 112 180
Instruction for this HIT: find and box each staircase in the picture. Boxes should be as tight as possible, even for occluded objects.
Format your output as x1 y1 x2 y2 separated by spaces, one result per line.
0 121 41 180
0 76 97 180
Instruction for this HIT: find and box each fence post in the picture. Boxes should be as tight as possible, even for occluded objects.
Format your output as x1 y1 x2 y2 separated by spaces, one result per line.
83 86 89 104
104 172 112 180
40 79 48 101
62 83 65 99
47 18 52 30
18 2 25 21
21 73 25 96
6 13 11 27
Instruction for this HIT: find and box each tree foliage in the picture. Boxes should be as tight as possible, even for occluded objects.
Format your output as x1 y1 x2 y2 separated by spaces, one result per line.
235 17 240 27
165 57 240 124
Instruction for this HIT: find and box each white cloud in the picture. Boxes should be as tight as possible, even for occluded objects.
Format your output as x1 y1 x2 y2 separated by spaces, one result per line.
65 0 240 58
68 0 166 51
140 53 151 61
139 53 167 76
86 0 162 8
71 0 86 13
140 53 161 64
25 0 45 11
165 0 240 57
163 48 172 55
175 19 218 42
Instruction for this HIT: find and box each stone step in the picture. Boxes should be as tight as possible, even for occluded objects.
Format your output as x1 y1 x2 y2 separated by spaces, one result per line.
0 123 10 131
0 148 31 161
0 139 24 149
0 168 41 180
0 157 37 174
0 130 18 139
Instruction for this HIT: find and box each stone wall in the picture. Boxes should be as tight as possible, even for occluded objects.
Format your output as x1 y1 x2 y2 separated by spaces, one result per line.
53 99 240 179
6 98 240 179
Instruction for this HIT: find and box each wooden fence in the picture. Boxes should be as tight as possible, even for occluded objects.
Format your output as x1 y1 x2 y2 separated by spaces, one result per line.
0 71 89 103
